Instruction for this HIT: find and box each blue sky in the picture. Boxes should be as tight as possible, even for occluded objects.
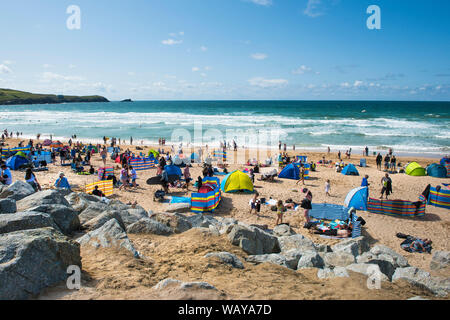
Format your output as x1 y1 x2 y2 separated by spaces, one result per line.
0 0 449 100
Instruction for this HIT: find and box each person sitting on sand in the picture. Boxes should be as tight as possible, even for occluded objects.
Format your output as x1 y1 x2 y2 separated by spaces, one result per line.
55 172 71 191
276 200 284 225
0 164 12 186
249 192 260 215
25 168 41 191
92 185 105 198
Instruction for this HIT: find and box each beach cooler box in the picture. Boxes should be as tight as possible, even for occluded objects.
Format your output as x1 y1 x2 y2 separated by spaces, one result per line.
360 159 367 167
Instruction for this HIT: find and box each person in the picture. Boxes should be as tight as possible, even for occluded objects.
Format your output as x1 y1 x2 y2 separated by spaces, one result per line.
327 146 330 154
92 185 105 198
300 188 313 224
338 150 341 161
0 164 12 185
130 165 137 188
100 148 107 166
380 173 392 199
390 155 397 172
296 164 306 186
119 165 129 190
384 154 390 171
55 172 71 190
325 179 331 197
184 165 191 190
365 146 369 157
376 153 382 170
276 199 284 225
25 168 41 191
249 192 260 215
361 174 370 187
249 168 255 184
161 167 169 193
196 176 203 191
278 141 281 151
314 225 353 238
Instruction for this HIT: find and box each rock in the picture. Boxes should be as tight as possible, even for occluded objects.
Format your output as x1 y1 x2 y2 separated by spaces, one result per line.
153 278 182 290
430 251 450 271
331 236 370 257
83 210 125 231
187 214 221 229
317 267 350 279
165 203 191 213
208 224 220 236
278 234 316 253
0 212 60 234
65 192 101 213
116 208 148 227
152 279 223 299
297 251 325 269
26 204 80 235
150 212 192 234
323 252 356 267
228 225 280 255
204 252 244 269
272 224 295 237
0 181 35 201
126 218 173 235
219 224 235 235
17 190 70 212
369 245 409 268
77 218 140 258
0 198 17 214
181 282 217 290
0 227 81 300
282 249 303 270
246 254 289 269
315 244 332 253
78 202 108 224
346 263 389 282
392 267 449 297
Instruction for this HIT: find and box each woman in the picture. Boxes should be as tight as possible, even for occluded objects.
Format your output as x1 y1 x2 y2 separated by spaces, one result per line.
300 188 313 224
25 168 41 191
119 165 129 190
184 165 191 190
100 148 107 166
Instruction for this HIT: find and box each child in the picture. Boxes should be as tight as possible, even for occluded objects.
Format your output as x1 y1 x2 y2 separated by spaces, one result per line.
249 192 260 215
276 200 284 225
325 179 331 196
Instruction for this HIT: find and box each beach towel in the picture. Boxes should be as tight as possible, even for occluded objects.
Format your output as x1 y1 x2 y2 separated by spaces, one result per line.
400 237 432 253
170 196 191 204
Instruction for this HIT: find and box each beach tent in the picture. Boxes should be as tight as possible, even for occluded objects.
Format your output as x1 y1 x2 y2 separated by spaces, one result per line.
221 170 254 193
191 176 221 213
6 155 28 170
341 164 359 176
428 185 450 210
344 186 368 211
440 157 450 176
51 141 64 148
426 164 447 178
43 139 52 146
173 155 186 167
165 164 182 182
278 163 300 180
15 151 27 158
191 153 200 163
148 149 160 158
405 162 426 176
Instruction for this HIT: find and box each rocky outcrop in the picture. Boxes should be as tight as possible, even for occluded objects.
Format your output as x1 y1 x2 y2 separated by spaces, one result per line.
150 212 192 234
127 218 173 236
331 236 370 257
0 227 81 300
317 267 349 279
272 224 296 237
0 212 60 234
0 198 17 214
205 252 244 269
323 252 356 268
0 181 35 201
17 190 70 212
430 251 450 271
83 210 125 231
26 204 80 235
228 224 280 255
392 267 449 297
277 234 316 253
297 251 325 269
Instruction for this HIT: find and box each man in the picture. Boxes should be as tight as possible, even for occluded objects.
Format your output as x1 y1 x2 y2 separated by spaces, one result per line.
55 172 71 190
0 164 12 185
376 153 382 170
380 173 392 199
92 185 105 197
365 146 369 157
361 174 370 187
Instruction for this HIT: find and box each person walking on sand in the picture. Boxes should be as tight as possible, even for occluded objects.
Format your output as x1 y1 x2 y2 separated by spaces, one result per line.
100 147 107 166
183 165 191 191
130 165 137 188
376 153 382 170
380 173 392 199
296 164 306 186
325 179 331 197
249 192 260 215
300 188 313 224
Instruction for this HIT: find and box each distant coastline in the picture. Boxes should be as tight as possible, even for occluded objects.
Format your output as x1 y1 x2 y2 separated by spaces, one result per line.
0 88 109 106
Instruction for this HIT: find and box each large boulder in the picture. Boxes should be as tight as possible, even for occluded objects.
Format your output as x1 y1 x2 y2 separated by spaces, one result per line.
392 267 449 297
126 218 173 236
78 202 109 224
165 203 191 213
204 252 244 269
0 212 60 234
26 204 80 235
282 249 304 270
323 252 356 268
0 227 81 300
82 210 125 231
0 198 17 214
187 214 222 229
77 218 140 258
17 190 70 212
367 245 409 268
277 234 316 253
346 263 389 282
317 267 350 279
331 236 370 257
0 181 35 201
150 212 192 234
246 254 289 269
430 251 450 271
115 208 148 227
228 225 280 255
65 192 101 213
272 224 296 237
297 251 325 269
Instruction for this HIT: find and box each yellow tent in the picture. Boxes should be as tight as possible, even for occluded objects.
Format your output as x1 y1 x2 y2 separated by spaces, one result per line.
405 162 426 176
220 170 254 193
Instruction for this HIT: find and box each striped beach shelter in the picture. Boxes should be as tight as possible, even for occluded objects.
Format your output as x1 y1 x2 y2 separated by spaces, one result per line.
85 180 114 196
428 185 450 210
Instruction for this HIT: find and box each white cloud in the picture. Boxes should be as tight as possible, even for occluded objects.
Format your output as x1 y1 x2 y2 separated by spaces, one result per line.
200 46 208 52
304 0 326 18
128 72 136 76
192 67 200 72
43 64 51 68
69 64 76 69
246 0 273 6
340 82 350 87
0 64 12 74
92 82 113 93
353 80 363 87
292 65 313 74
2 60 14 65
248 77 288 88
251 53 268 60
40 72 84 82
162 39 183 45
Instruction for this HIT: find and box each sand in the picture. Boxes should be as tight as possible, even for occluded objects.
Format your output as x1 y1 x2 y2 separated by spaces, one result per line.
4 137 449 300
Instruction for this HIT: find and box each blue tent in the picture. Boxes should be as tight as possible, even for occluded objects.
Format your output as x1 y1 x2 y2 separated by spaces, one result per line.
440 157 450 166
278 163 300 180
6 155 29 170
164 164 182 177
341 164 359 176
344 186 368 210
426 164 447 178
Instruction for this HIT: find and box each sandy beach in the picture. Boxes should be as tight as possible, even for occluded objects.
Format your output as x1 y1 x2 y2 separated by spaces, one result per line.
2 135 449 300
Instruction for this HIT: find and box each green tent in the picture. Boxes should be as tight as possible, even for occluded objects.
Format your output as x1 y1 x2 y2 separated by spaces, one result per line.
405 162 426 176
15 151 27 158
148 149 160 158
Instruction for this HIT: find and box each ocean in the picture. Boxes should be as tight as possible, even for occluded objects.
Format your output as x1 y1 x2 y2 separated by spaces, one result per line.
1 100 449 157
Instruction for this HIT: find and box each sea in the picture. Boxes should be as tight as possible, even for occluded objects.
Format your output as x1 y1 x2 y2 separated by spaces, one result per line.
1 100 449 157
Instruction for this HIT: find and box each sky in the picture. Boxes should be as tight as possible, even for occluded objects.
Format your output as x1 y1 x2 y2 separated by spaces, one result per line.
0 0 449 101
